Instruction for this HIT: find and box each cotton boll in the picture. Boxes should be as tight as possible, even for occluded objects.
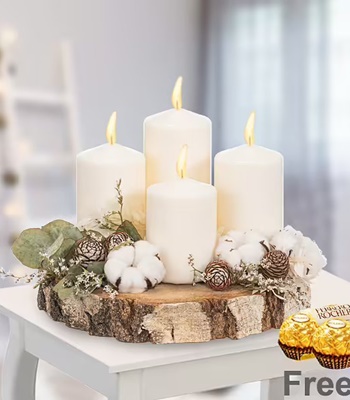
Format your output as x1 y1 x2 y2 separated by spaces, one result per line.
138 256 166 286
238 243 265 265
243 230 268 245
215 241 234 259
227 231 245 248
270 230 298 254
220 249 241 268
118 267 147 293
285 225 303 239
108 245 135 265
104 259 128 286
218 235 236 246
294 237 327 280
134 240 159 266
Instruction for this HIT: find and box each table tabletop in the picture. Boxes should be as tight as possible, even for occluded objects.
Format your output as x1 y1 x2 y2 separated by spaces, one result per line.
0 270 348 373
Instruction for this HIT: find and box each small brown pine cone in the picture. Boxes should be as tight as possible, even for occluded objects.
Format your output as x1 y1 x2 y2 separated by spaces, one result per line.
105 231 131 252
74 237 107 267
203 260 234 291
259 242 290 279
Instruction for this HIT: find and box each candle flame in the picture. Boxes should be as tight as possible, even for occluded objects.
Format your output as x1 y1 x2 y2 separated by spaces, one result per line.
244 111 256 146
106 111 117 145
172 76 183 110
176 144 188 179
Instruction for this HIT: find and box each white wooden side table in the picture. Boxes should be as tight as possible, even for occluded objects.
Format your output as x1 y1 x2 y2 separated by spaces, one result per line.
0 271 349 400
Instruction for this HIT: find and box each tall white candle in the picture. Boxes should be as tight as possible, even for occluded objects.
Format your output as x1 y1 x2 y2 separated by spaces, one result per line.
144 77 211 188
77 112 145 224
147 146 217 284
215 112 283 235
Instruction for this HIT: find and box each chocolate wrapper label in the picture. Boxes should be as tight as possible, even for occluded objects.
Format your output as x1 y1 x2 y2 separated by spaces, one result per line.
327 319 346 329
304 304 350 324
292 314 310 323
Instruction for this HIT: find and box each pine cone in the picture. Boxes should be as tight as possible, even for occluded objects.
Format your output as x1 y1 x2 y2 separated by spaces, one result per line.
74 237 107 267
106 231 131 252
203 260 234 291
260 243 290 279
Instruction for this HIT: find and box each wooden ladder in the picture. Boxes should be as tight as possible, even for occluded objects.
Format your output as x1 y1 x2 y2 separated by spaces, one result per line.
0 30 80 271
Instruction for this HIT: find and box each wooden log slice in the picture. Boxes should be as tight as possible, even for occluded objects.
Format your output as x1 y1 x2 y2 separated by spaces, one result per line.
38 281 311 344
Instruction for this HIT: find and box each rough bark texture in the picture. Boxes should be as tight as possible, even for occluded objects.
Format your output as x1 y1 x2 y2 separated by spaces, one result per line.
37 281 311 344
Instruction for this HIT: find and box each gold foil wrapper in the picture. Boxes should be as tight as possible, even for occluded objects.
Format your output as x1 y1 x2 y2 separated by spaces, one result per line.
279 313 319 348
312 319 350 356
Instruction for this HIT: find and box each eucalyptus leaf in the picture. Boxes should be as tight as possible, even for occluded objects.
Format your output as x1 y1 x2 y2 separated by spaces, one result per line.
117 220 142 242
54 238 76 259
46 233 64 258
12 219 83 269
54 279 75 300
86 262 105 275
42 220 83 241
12 229 53 268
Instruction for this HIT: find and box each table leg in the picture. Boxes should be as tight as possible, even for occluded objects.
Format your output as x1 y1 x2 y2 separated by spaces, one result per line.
260 377 284 400
2 319 38 400
106 370 144 400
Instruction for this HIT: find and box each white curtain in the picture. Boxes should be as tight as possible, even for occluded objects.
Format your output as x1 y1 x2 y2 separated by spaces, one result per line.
203 0 350 278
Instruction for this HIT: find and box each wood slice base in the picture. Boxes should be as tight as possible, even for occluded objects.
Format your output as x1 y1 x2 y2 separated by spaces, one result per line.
38 281 311 344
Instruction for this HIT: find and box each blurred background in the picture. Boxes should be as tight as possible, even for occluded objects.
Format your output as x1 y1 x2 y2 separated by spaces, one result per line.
0 0 350 399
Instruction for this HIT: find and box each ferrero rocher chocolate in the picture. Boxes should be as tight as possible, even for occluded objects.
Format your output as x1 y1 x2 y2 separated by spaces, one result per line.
312 319 350 369
279 313 318 360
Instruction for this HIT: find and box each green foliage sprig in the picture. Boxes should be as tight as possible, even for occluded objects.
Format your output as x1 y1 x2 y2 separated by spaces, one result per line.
6 179 143 301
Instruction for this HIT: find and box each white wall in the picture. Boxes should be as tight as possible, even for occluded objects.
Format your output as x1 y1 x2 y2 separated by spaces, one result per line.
1 0 204 151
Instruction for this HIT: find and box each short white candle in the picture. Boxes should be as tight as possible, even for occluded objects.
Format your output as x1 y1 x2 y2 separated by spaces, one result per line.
215 112 283 235
146 145 217 284
77 112 145 224
144 77 211 188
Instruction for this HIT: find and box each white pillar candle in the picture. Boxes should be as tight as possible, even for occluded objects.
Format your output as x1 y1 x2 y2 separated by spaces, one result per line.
147 146 217 284
144 77 211 188
77 112 145 224
215 112 283 235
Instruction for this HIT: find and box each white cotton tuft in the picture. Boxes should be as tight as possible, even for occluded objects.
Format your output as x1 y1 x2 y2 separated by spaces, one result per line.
226 231 245 248
243 230 268 245
108 245 135 265
220 249 241 268
137 256 166 286
134 240 159 266
218 235 236 247
270 230 298 254
292 236 327 280
118 267 147 294
238 243 265 265
284 225 303 239
215 241 235 259
104 259 128 286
